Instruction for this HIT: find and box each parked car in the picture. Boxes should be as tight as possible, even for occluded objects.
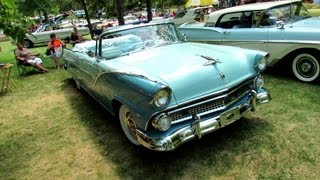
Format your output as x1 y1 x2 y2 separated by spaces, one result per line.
74 10 86 18
179 0 320 83
171 6 215 26
23 24 90 48
62 22 271 151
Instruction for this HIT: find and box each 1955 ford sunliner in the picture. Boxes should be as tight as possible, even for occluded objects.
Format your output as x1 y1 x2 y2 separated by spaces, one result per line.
62 22 271 151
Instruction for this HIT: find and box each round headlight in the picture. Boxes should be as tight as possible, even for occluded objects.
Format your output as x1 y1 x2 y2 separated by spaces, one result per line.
254 75 264 89
153 89 170 108
256 55 268 71
152 113 172 131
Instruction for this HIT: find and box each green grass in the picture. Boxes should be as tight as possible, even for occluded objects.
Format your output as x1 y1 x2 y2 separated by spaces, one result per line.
0 41 320 179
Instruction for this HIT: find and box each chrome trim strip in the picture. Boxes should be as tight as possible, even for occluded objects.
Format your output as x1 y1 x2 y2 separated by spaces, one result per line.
173 88 228 107
94 70 157 85
194 40 320 45
171 106 226 124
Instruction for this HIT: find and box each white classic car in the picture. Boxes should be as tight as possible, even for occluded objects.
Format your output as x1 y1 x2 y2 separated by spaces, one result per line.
23 24 89 48
179 0 320 83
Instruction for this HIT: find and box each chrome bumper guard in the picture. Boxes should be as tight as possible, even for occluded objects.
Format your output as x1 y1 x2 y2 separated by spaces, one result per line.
136 88 271 151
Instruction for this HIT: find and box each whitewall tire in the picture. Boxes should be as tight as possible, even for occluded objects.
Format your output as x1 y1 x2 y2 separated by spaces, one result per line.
119 105 140 145
292 53 320 82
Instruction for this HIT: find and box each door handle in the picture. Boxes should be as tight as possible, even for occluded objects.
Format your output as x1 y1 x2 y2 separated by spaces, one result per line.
223 31 230 35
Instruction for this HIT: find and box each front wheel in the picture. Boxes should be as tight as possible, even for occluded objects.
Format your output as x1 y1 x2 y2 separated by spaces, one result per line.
292 53 320 82
119 105 140 145
23 39 34 48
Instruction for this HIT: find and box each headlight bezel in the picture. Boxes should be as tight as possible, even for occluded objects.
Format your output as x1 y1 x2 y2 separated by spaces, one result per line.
152 88 171 108
152 113 172 131
254 75 264 89
255 53 269 72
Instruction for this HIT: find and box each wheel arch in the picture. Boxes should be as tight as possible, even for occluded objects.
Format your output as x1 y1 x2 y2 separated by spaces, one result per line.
282 48 320 64
23 39 34 48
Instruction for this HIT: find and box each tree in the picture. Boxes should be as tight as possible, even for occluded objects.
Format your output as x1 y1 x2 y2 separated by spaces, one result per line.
78 0 94 39
115 0 125 25
0 0 32 42
146 0 152 21
16 0 60 24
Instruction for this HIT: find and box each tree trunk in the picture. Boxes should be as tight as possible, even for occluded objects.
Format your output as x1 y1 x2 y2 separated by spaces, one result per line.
43 11 49 24
146 0 152 21
161 0 164 14
80 0 94 39
115 0 125 25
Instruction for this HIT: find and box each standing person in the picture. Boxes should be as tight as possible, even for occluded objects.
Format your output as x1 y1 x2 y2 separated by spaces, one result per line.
15 43 49 73
48 33 65 69
69 27 83 47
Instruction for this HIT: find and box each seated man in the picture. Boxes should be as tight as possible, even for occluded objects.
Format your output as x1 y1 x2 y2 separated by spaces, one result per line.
70 27 83 47
15 43 49 73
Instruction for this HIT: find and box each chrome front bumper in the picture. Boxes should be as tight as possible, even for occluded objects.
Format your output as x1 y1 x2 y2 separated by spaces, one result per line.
136 88 271 151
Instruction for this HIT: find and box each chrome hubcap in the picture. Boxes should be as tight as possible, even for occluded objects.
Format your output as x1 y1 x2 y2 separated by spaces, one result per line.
124 110 137 137
297 57 317 78
301 62 311 73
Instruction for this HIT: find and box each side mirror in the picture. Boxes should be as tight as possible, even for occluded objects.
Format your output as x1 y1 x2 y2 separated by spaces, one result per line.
277 21 285 29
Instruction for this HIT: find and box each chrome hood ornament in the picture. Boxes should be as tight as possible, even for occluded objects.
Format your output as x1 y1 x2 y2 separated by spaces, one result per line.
201 55 222 66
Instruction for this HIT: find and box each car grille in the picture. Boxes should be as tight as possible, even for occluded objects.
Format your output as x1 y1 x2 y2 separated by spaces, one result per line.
167 79 254 124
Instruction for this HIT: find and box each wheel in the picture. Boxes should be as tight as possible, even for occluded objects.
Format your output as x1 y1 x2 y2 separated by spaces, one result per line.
23 39 34 48
292 53 320 82
119 105 140 145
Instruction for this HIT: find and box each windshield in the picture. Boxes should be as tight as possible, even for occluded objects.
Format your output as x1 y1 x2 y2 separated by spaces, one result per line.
265 2 311 24
99 23 181 60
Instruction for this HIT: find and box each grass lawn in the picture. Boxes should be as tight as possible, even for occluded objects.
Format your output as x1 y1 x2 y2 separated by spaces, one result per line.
0 41 319 179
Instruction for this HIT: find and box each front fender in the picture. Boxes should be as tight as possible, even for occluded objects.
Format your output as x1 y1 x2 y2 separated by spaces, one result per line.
95 71 170 130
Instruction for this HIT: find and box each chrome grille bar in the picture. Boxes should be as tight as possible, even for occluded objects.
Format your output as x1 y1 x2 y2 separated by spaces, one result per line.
168 79 254 124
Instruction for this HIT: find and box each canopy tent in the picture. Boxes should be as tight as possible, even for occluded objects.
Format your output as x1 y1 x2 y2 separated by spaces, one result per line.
185 0 218 8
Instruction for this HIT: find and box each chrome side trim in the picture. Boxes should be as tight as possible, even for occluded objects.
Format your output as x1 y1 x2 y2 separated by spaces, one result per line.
94 70 158 85
193 40 320 45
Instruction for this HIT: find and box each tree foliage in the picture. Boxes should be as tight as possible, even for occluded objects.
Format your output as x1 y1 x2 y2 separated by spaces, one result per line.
16 0 60 23
0 0 32 42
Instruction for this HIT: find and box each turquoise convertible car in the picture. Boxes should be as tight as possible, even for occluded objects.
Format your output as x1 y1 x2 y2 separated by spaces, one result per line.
62 22 270 151
179 0 320 83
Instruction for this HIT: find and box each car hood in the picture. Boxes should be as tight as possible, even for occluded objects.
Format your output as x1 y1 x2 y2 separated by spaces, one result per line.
111 43 258 104
290 17 320 28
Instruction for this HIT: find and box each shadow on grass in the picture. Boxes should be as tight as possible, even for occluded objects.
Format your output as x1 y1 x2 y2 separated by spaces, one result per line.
263 64 320 86
62 78 273 179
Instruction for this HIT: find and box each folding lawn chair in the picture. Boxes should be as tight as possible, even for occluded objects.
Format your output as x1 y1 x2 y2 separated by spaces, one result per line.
13 49 36 75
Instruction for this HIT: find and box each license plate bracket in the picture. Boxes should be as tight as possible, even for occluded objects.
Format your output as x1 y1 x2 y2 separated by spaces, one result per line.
220 106 241 127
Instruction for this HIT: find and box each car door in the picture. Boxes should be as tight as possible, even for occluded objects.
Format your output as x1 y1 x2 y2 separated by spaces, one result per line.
216 11 269 53
179 25 225 44
223 28 269 53
71 49 98 89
